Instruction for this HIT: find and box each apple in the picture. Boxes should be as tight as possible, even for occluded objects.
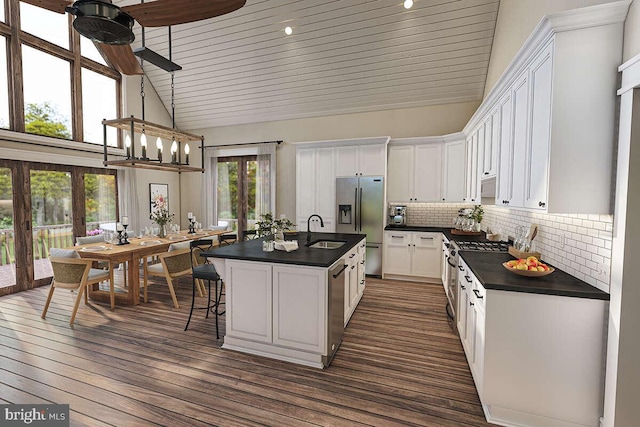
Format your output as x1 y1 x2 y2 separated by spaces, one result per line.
526 259 538 267
516 264 528 271
537 266 546 272
529 266 538 271
507 260 518 267
526 256 539 263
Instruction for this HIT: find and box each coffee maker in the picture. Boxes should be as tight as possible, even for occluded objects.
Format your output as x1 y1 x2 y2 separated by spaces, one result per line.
388 205 407 226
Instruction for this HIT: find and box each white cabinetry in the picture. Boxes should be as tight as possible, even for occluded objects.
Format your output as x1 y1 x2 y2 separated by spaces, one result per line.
387 140 442 203
481 108 499 179
443 138 466 202
382 231 442 281
336 144 386 177
296 146 335 230
467 5 623 213
344 238 366 326
464 133 480 203
456 257 608 427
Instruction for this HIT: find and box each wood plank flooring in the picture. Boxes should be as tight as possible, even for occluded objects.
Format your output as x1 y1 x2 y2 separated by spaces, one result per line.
0 273 491 426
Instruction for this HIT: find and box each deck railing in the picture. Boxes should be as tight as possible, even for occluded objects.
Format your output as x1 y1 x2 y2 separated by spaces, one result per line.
0 221 104 266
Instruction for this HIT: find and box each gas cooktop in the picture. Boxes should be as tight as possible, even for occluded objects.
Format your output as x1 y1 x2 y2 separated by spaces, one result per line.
454 241 509 252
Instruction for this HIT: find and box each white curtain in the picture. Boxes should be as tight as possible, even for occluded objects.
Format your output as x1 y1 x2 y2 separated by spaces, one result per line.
203 147 218 229
256 143 277 219
117 167 139 232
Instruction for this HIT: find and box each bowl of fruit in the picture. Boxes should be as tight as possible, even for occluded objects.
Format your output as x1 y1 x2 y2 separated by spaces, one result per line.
503 256 555 277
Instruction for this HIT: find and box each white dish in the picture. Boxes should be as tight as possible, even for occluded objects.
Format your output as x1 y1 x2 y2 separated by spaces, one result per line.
168 235 186 240
82 245 107 252
140 240 162 246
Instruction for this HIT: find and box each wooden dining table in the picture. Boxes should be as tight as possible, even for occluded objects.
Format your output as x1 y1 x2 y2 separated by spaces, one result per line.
72 229 230 306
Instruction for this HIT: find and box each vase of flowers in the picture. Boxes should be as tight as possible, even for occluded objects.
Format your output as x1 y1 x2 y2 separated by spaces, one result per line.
469 205 484 232
150 198 174 238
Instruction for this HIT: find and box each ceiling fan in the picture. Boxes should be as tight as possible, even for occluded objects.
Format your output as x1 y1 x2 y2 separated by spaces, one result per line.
23 0 246 75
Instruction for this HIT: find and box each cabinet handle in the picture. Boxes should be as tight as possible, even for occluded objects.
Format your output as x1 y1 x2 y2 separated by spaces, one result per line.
420 237 433 240
471 198 475 202
442 198 445 201
349 253 356 258
332 264 348 278
461 285 466 290
464 275 472 283
473 289 484 299
458 265 464 271
539 201 546 208
484 172 489 175
351 265 355 270
391 235 404 238
470 302 475 307
360 280 364 284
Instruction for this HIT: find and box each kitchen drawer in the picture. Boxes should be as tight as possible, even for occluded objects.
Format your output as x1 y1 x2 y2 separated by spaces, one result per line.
384 231 410 246
413 232 440 248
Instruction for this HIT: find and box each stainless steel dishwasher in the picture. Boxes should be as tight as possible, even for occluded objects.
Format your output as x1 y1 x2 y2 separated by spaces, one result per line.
324 261 346 367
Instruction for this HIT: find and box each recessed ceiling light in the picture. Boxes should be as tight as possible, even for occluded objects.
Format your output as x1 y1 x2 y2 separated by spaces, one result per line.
284 26 293 35
404 0 413 9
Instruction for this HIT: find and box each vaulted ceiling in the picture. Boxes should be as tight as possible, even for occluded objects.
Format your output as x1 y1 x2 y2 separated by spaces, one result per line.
114 0 499 130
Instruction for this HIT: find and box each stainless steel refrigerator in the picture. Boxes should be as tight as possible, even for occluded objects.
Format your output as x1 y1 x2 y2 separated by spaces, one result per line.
336 176 384 276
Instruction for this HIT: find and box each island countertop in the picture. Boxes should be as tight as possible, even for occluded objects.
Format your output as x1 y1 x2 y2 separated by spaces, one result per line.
200 232 367 267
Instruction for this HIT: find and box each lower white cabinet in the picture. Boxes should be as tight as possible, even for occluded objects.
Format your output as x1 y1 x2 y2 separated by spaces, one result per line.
457 258 608 427
344 238 366 326
382 231 442 280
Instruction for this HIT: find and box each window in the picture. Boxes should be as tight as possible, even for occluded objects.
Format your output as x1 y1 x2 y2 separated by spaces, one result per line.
82 68 117 145
0 1 121 143
30 169 73 281
20 2 69 49
85 173 117 233
0 36 8 129
22 46 72 139
0 167 15 289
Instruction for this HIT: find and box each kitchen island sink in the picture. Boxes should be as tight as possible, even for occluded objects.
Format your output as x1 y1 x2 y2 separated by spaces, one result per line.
307 240 346 249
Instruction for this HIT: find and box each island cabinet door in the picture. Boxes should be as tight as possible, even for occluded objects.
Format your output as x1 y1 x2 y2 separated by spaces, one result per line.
225 261 273 343
272 265 327 354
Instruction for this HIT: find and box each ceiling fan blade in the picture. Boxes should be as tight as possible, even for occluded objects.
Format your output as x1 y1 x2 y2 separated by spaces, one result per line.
97 44 143 75
123 0 245 28
21 0 72 14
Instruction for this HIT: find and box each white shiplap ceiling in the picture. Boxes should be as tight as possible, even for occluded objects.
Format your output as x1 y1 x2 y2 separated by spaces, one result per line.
114 0 499 130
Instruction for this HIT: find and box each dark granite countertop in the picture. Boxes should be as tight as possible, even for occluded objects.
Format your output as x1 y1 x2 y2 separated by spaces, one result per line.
200 232 366 268
459 251 609 300
384 225 488 242
384 224 609 300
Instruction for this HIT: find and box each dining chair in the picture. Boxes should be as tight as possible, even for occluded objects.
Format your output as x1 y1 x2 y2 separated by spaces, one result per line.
42 250 114 325
185 239 225 339
142 241 193 308
243 229 258 240
218 233 237 245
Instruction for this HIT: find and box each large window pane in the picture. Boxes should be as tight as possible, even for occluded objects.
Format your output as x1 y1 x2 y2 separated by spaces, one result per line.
30 170 72 280
0 1 5 23
217 160 238 232
0 36 8 129
23 46 72 140
82 68 117 145
0 167 15 289
20 2 69 49
85 173 116 233
80 35 107 65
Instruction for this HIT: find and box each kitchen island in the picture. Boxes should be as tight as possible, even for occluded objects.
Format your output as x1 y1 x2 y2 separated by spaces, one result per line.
202 232 367 368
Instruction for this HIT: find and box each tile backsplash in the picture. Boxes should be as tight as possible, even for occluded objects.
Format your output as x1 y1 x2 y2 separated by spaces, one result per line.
399 203 613 292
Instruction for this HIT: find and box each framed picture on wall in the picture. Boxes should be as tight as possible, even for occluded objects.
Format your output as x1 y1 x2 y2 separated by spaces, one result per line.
149 183 169 213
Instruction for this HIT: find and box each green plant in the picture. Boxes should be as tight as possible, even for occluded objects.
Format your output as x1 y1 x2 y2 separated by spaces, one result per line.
470 205 484 223
255 213 295 238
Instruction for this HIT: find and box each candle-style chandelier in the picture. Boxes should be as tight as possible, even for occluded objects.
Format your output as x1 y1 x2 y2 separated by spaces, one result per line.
102 23 204 173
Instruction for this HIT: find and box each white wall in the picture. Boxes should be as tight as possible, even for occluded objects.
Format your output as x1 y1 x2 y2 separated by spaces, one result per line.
186 100 480 222
484 0 624 95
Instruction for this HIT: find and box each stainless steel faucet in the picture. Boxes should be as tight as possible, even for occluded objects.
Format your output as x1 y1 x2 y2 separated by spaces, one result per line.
306 214 324 243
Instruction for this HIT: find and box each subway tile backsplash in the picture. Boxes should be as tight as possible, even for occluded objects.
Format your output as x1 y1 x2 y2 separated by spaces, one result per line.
399 203 612 292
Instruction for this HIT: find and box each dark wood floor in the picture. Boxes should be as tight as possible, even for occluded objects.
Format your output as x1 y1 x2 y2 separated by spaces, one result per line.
0 272 491 426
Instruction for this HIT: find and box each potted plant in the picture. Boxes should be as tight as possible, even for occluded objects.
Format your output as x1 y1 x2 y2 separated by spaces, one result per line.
469 205 484 231
255 213 295 241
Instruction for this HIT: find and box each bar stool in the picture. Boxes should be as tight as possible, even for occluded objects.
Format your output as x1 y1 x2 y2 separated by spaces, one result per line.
218 233 237 246
185 239 225 339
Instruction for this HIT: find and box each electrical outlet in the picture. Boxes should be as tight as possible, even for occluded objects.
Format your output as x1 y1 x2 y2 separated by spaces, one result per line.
558 231 564 249
597 262 610 281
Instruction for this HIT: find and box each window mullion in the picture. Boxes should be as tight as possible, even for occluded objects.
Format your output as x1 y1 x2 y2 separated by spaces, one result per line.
70 14 82 142
7 0 24 132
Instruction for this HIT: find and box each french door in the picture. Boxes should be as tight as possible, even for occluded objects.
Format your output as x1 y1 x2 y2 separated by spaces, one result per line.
217 155 257 240
0 159 117 295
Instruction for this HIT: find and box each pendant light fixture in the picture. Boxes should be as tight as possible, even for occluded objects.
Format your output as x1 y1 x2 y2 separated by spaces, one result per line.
102 9 204 173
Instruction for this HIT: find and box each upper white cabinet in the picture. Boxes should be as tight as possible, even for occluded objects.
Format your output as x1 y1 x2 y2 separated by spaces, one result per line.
336 144 386 177
296 146 336 222
387 141 442 203
464 132 480 204
443 138 466 202
465 3 626 213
